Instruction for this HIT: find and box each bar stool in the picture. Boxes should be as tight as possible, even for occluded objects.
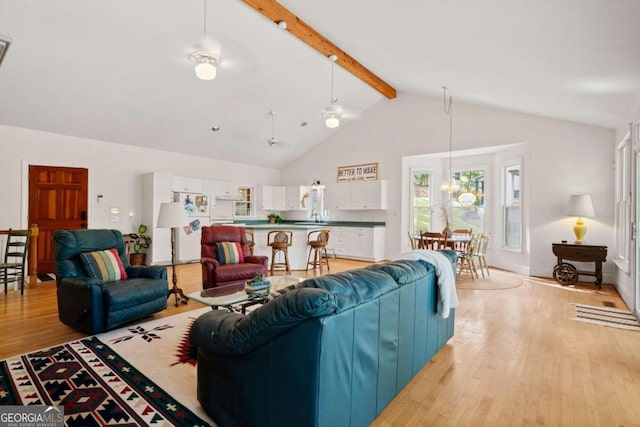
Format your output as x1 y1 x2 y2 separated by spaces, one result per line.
305 229 330 273
267 230 293 274
245 230 255 256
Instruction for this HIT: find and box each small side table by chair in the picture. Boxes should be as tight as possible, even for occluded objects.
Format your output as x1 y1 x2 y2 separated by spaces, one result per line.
267 230 293 274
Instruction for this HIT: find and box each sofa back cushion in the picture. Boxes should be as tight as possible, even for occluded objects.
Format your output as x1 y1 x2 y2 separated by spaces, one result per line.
53 229 129 283
215 242 244 265
300 268 398 312
80 248 128 282
201 226 251 260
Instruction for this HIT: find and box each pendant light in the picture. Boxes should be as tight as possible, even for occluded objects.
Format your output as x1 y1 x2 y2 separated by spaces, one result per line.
440 86 460 193
193 0 218 80
322 54 342 128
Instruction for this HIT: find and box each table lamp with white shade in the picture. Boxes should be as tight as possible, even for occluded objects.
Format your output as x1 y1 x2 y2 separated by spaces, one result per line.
564 194 595 244
157 202 189 306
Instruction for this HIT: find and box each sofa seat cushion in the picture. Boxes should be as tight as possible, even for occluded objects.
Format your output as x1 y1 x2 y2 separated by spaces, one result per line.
104 278 168 311
216 263 266 284
300 268 397 312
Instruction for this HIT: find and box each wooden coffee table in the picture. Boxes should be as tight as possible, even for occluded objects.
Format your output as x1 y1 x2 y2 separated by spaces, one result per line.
187 275 303 314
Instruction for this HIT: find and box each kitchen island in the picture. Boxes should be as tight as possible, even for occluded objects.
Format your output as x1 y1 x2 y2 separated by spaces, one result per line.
245 224 326 270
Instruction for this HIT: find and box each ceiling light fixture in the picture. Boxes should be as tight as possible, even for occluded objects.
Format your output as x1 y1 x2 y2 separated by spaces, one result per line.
193 0 217 80
278 21 287 30
322 54 343 129
268 110 278 147
440 86 460 193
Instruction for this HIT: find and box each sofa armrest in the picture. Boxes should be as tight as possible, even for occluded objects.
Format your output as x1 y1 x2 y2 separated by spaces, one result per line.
244 255 269 267
126 265 167 279
190 288 336 356
201 257 220 269
59 276 104 290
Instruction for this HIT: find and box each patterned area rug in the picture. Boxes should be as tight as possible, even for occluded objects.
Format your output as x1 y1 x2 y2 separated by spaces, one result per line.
571 303 640 331
0 307 213 425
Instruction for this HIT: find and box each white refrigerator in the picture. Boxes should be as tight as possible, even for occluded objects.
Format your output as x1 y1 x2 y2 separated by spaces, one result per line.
174 192 209 263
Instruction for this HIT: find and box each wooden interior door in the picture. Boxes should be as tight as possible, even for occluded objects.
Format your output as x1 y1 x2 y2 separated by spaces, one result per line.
28 165 88 273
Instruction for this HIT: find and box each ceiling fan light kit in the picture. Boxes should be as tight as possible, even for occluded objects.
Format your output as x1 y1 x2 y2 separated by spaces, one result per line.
193 52 218 80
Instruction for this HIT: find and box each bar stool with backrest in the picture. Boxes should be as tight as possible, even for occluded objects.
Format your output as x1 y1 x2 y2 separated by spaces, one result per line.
1 228 31 295
305 229 330 273
245 230 255 256
267 230 293 274
419 231 448 250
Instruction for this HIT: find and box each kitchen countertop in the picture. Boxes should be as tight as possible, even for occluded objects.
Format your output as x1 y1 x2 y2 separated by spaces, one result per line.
241 220 386 228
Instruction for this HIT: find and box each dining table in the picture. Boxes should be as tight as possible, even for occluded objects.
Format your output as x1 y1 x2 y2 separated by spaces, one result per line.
412 234 471 250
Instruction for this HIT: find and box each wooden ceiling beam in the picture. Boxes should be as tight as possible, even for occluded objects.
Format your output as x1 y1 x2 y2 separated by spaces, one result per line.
241 0 397 99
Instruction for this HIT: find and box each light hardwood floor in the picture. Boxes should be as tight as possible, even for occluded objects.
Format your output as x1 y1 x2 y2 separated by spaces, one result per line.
2 261 640 426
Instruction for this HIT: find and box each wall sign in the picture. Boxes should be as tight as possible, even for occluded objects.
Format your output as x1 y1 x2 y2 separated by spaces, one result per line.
336 162 379 183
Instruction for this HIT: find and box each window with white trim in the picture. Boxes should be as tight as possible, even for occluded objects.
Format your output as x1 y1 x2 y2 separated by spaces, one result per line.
450 169 485 235
234 186 253 218
410 170 432 234
503 163 521 250
615 135 631 269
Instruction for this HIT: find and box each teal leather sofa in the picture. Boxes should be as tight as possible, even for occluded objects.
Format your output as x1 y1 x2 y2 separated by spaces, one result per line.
53 229 169 334
190 255 456 427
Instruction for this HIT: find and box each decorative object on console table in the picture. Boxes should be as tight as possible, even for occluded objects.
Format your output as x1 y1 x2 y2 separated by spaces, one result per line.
128 224 151 266
551 242 607 288
564 194 595 244
157 202 189 306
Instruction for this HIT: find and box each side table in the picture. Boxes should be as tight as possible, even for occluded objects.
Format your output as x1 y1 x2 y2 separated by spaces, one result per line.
551 243 607 288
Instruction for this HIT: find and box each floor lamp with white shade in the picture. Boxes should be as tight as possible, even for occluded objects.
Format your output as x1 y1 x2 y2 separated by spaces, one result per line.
157 202 189 307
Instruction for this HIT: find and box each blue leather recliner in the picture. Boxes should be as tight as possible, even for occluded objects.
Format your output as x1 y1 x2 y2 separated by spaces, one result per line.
190 253 457 427
53 229 169 334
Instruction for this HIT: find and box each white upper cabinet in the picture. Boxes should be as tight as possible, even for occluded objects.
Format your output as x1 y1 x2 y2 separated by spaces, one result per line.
152 172 173 194
285 185 309 210
274 186 287 211
215 181 239 199
257 185 275 210
172 176 203 193
325 180 387 210
202 179 217 208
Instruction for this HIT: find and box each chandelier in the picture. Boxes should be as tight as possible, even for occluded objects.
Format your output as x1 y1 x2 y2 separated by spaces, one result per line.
440 86 460 193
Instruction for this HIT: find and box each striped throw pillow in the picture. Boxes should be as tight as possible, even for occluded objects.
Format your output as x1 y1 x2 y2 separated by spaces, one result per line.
216 242 244 265
80 248 128 282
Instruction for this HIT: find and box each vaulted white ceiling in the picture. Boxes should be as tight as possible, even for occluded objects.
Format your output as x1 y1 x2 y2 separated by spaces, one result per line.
1 0 639 168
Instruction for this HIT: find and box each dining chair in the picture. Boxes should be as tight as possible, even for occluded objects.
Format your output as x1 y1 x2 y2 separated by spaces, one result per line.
451 229 473 252
419 232 448 250
457 234 479 281
1 228 32 295
408 231 418 250
474 233 491 278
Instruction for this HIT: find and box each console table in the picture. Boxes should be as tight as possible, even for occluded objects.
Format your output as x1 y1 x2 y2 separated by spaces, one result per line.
551 243 607 288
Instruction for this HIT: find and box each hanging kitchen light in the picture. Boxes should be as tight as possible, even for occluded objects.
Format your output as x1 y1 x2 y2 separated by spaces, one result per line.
440 86 460 193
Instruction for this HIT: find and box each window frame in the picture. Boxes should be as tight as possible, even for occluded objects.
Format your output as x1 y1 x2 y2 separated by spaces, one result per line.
615 132 632 272
234 185 254 218
502 160 522 252
449 167 486 236
409 168 433 235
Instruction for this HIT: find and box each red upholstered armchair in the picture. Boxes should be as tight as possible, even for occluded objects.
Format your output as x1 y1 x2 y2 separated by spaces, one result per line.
201 226 268 289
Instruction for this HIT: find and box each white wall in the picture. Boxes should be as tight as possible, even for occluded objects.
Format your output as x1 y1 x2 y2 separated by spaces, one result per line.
0 125 281 234
281 92 616 281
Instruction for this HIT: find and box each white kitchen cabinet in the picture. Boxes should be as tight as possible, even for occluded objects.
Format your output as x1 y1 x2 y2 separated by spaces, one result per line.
202 179 217 208
215 181 240 199
257 185 286 211
332 226 386 261
324 185 351 210
141 173 174 264
172 176 203 193
274 186 287 210
325 181 387 210
349 181 388 210
285 185 308 210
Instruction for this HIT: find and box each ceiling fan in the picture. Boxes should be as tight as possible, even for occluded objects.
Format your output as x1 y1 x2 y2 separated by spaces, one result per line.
267 110 286 148
320 54 362 128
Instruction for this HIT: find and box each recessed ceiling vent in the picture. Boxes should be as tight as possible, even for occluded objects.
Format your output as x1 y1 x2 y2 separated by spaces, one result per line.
0 35 11 68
